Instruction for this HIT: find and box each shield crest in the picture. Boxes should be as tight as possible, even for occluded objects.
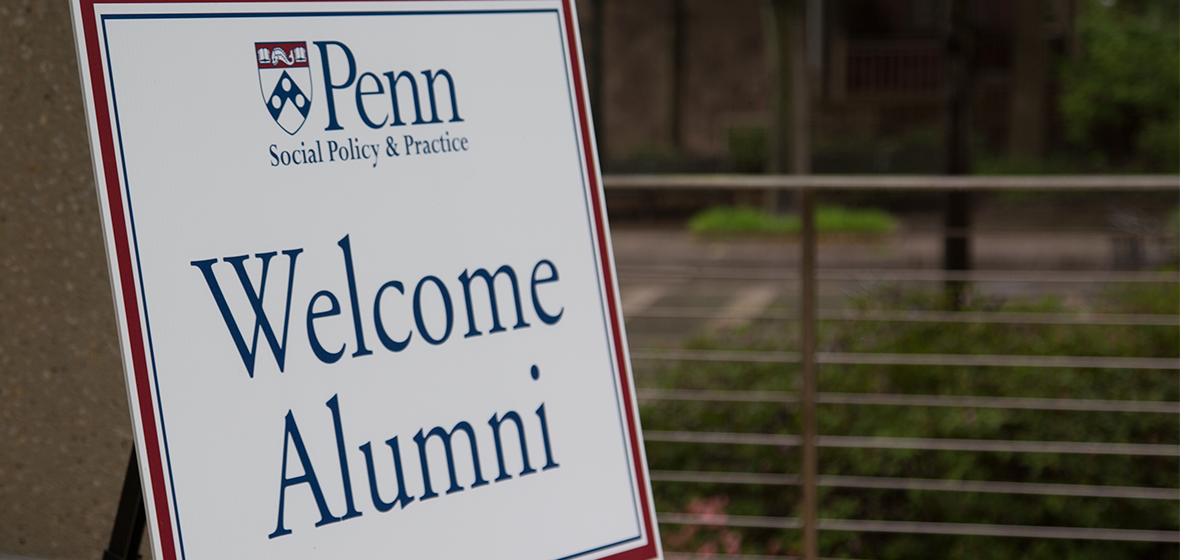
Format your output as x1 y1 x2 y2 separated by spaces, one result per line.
256 42 313 135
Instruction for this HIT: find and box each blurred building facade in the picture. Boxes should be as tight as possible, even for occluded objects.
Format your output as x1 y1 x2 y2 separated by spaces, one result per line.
580 0 1079 174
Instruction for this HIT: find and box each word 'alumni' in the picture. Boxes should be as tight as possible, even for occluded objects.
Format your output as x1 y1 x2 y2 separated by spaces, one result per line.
270 387 560 538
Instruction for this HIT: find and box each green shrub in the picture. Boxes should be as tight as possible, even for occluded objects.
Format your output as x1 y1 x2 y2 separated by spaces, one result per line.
1060 0 1180 171
1167 207 1179 234
689 205 898 236
641 284 1179 558
727 125 769 174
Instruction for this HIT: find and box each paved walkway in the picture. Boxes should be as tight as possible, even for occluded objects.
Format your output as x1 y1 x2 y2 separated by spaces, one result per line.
609 214 1178 347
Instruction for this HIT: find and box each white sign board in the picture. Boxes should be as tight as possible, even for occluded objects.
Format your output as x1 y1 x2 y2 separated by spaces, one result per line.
71 1 660 558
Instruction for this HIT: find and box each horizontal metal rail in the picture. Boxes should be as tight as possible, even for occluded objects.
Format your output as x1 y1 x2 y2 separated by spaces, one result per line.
627 307 1180 327
618 266 1180 284
656 512 1180 542
613 173 1180 552
643 430 1180 456
900 226 1178 237
648 430 803 446
825 435 1180 456
631 348 1180 370
642 388 794 404
604 174 1180 191
649 470 1180 500
637 389 1180 414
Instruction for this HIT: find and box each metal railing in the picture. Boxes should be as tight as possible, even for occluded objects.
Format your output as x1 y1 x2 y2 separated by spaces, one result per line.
608 174 1180 557
604 174 1180 190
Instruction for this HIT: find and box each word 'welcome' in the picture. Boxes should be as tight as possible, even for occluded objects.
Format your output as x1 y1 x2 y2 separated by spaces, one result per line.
191 235 564 377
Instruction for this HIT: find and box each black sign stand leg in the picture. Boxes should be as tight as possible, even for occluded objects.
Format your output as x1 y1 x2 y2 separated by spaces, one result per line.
103 450 146 560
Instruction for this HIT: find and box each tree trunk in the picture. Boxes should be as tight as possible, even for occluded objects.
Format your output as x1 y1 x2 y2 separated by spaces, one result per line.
671 0 686 150
585 0 605 157
943 0 974 307
766 0 810 214
1009 0 1048 158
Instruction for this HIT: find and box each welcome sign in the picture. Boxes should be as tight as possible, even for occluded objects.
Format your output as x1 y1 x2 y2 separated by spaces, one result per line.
70 1 661 558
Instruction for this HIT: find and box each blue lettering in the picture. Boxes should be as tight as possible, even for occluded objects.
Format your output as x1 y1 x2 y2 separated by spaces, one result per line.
326 395 362 521
315 41 357 131
413 276 453 345
413 422 489 500
307 40 459 132
337 235 372 358
191 250 302 377
458 265 529 338
373 280 411 352
306 290 344 364
383 70 426 126
271 371 560 535
354 72 388 129
269 410 340 538
360 436 415 512
421 69 463 123
194 241 566 370
530 260 563 325
536 403 560 470
488 411 537 482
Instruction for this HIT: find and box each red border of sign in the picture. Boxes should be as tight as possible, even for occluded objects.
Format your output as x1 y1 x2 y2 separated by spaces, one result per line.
76 1 179 557
75 1 659 559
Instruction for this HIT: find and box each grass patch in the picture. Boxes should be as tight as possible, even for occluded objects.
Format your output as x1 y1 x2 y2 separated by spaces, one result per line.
688 205 897 236
1168 206 1180 234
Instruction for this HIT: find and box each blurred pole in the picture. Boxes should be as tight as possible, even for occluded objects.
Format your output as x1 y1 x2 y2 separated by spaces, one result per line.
800 186 818 560
766 0 810 213
586 0 605 157
806 0 823 72
671 0 686 149
1009 0 1048 158
943 0 974 307
943 0 972 175
789 2 810 178
770 2 817 557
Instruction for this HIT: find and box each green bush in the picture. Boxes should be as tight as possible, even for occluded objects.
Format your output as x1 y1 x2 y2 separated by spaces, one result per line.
689 205 897 236
727 125 769 174
1167 207 1179 234
1060 0 1180 171
640 284 1179 558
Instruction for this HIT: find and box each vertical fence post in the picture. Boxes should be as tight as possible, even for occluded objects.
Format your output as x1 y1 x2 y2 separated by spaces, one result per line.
800 186 818 560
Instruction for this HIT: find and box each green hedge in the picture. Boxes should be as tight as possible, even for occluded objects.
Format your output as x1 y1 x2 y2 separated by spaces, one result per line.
640 284 1179 558
689 205 897 236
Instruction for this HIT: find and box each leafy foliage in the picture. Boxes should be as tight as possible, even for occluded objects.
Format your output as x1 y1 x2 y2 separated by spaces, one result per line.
640 284 1179 558
689 205 898 236
1060 0 1180 171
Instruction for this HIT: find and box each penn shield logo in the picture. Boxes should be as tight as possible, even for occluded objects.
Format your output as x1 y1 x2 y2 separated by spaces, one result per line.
257 42 312 135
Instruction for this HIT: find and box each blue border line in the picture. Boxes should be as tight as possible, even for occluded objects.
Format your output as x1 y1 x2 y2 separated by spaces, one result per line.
103 9 552 20
102 6 645 560
101 15 189 560
556 535 643 560
551 10 642 536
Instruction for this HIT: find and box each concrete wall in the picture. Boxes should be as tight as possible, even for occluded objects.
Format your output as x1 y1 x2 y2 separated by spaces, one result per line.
1 0 135 558
598 0 771 161
0 1 745 557
0 2 745 557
